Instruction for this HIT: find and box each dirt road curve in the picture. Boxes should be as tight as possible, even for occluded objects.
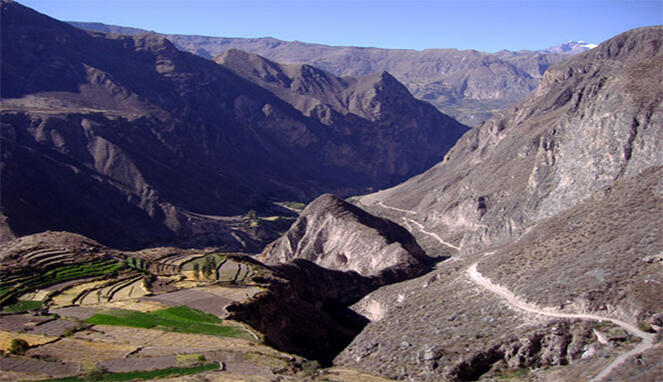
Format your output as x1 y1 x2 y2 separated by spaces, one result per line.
467 263 656 381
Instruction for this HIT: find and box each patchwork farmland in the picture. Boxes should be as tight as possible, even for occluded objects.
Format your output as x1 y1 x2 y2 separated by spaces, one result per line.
1 232 390 381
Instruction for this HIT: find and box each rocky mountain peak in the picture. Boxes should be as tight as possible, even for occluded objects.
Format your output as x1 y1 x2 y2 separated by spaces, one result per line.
261 193 430 279
130 33 180 57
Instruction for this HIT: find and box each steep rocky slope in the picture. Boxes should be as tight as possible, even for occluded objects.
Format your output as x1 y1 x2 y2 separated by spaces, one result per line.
1 0 466 249
341 26 663 381
261 194 430 278
358 26 663 255
69 22 577 126
339 166 662 381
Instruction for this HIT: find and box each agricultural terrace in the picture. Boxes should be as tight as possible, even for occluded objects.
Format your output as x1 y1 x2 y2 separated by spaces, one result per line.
86 306 254 340
0 258 125 306
180 254 269 284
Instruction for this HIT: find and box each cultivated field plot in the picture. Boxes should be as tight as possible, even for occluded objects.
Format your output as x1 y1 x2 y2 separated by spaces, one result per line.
26 337 137 365
143 288 234 317
179 254 263 285
101 355 178 372
1 300 44 313
77 276 148 305
0 356 80 378
85 306 252 339
27 318 78 337
50 279 109 306
92 299 168 313
0 258 125 305
198 286 263 302
75 325 266 356
50 306 102 320
0 314 50 332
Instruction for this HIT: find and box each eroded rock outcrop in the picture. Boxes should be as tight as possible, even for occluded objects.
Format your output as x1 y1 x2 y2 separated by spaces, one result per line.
261 193 431 279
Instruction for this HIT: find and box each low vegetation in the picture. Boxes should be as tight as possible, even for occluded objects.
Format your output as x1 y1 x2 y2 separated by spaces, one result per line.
2 299 43 313
86 306 249 338
39 362 220 381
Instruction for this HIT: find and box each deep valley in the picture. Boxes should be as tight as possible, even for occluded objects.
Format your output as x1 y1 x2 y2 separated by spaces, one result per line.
1 1 662 381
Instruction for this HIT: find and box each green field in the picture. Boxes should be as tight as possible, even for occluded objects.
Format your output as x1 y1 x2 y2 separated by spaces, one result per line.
86 306 249 339
40 362 220 381
2 299 44 313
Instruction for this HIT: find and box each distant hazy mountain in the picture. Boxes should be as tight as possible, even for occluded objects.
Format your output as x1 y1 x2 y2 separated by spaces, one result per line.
1 1 467 249
68 21 580 126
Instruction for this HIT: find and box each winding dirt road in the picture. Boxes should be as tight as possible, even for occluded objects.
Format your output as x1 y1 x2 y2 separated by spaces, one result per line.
370 199 461 251
404 218 460 251
376 201 417 215
467 263 656 382
367 197 657 380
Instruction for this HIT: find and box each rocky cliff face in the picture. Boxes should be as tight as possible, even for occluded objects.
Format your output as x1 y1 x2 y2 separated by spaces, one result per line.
341 26 663 381
69 22 576 126
358 26 663 255
261 194 430 279
1 1 466 249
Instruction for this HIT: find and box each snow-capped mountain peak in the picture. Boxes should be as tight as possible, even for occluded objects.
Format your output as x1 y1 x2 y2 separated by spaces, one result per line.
539 40 598 54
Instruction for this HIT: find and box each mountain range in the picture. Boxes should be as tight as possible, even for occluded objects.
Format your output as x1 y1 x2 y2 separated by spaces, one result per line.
1 0 466 249
1 1 661 381
69 21 594 126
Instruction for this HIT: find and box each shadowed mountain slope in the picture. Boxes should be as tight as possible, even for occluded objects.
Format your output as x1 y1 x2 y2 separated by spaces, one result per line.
68 22 579 126
1 0 466 249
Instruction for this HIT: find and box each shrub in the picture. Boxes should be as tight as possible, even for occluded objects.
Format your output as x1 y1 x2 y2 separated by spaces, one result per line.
9 338 29 355
300 360 321 377
638 322 656 333
84 365 108 381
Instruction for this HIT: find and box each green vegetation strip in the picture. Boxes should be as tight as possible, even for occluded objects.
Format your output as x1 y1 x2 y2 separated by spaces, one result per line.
86 306 249 338
2 299 43 313
40 362 220 381
0 259 124 305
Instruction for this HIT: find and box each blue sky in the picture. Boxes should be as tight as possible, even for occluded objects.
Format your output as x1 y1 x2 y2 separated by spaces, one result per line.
20 0 663 52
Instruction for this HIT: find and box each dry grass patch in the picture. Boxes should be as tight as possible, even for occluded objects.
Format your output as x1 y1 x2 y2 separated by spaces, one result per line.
50 280 108 306
0 330 57 350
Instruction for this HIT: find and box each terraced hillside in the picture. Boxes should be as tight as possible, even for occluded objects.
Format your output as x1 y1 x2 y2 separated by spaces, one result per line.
0 231 397 381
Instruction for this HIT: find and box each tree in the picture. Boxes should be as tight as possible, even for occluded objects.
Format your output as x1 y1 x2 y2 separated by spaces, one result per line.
201 256 217 279
193 263 200 280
